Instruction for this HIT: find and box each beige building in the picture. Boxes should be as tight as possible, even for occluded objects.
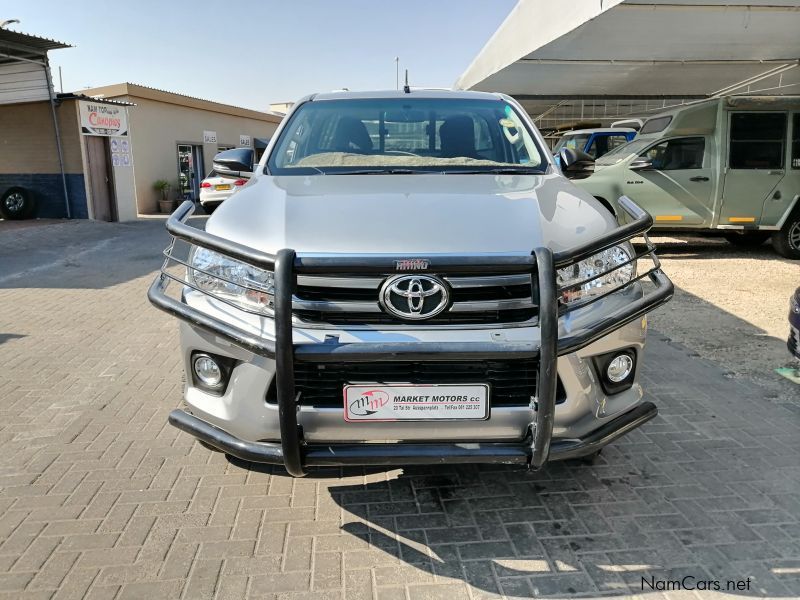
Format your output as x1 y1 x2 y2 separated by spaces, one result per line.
269 101 295 115
83 83 283 214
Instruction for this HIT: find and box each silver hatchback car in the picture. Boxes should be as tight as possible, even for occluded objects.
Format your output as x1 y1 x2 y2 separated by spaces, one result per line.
149 90 673 476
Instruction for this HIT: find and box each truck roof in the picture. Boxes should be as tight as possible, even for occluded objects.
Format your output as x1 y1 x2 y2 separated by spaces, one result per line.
310 89 505 102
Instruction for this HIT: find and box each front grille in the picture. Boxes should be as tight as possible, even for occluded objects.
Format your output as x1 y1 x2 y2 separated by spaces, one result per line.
293 273 538 326
277 359 565 408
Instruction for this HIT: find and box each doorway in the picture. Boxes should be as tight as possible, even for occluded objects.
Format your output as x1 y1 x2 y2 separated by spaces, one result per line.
177 144 204 200
85 136 117 222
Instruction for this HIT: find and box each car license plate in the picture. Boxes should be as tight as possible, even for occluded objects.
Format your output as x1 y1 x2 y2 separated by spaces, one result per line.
343 384 489 422
215 184 231 191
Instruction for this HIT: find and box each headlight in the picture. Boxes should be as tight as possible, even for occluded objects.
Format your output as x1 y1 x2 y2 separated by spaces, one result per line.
791 292 800 314
187 246 275 314
556 245 635 304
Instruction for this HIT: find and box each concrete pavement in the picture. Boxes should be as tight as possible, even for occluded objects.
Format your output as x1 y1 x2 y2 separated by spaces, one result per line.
0 219 797 599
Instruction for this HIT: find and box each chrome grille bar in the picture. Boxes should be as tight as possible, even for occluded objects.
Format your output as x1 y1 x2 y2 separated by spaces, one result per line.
291 298 535 313
296 275 382 289
445 274 532 288
296 274 533 289
449 298 535 312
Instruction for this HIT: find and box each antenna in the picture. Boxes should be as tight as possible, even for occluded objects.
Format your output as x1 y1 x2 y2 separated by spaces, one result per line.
403 69 410 94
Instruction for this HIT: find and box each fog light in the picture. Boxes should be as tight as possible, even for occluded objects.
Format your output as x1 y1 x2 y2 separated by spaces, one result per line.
193 354 222 387
607 354 634 383
592 348 637 395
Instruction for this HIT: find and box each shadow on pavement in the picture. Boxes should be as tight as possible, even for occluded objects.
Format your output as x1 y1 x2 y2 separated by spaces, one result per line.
0 333 24 345
228 333 799 598
0 214 207 290
639 234 795 265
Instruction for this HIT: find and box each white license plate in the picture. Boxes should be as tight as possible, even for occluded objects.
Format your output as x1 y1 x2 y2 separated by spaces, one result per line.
343 384 489 422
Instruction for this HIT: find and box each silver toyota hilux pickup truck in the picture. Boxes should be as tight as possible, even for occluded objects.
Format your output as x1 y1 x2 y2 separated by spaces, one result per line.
149 90 673 476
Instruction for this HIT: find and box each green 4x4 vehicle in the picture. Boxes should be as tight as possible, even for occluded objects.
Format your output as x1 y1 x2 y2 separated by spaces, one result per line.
576 96 800 259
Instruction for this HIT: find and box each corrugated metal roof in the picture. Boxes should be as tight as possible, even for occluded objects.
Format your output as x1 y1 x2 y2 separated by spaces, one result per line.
0 29 71 55
57 92 136 107
83 82 283 123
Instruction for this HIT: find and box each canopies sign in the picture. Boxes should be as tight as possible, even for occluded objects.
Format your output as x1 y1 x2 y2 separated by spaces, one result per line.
79 101 128 136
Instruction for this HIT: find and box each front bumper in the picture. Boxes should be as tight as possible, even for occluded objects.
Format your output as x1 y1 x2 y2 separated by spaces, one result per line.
168 400 658 466
149 196 673 476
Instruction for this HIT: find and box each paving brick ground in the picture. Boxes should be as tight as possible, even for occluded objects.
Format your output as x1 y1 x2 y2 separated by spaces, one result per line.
0 218 798 599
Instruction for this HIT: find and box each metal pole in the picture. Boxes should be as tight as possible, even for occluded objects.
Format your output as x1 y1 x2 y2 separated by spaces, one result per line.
394 57 399 90
58 65 63 93
44 57 71 219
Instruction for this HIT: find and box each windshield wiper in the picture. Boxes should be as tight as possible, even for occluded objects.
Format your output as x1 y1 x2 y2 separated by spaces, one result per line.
444 167 544 175
330 168 418 175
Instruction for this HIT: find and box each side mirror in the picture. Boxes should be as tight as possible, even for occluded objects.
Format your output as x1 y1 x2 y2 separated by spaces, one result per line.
629 158 654 171
213 148 255 179
559 148 595 180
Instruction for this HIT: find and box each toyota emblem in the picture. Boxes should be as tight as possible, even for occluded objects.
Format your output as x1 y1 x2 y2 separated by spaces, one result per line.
379 275 449 320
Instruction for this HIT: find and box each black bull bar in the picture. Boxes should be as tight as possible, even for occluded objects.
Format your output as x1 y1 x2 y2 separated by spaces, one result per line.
149 196 673 476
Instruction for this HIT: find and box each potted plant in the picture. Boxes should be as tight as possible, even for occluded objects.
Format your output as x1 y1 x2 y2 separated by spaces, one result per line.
154 180 173 213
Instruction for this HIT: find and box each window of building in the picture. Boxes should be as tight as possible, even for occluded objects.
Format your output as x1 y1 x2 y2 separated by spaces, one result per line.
640 137 705 170
729 112 786 170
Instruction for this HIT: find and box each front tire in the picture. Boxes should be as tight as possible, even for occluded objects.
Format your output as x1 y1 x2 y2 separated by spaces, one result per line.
723 231 770 247
0 187 36 220
772 211 800 259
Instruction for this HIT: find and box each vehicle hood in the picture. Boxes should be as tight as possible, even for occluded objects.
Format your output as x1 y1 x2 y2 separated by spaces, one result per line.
207 173 617 256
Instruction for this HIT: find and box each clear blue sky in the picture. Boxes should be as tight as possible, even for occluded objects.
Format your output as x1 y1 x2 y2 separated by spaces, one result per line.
12 1 516 111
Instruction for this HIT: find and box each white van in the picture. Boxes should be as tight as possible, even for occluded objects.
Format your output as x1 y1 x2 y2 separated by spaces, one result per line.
578 96 800 258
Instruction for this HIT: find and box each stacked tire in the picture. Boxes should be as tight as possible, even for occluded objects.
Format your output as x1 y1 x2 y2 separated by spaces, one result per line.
0 187 36 220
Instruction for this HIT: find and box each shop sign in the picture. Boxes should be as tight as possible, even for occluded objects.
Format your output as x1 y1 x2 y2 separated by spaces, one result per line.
239 134 251 148
79 101 128 136
203 130 217 143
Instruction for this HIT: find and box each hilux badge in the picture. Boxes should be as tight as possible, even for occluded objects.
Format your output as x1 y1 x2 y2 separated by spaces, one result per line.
395 259 429 271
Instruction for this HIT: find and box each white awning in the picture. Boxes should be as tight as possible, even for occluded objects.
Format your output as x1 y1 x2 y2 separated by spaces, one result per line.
457 0 800 126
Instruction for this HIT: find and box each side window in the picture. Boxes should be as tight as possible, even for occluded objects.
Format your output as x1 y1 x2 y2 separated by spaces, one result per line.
606 135 631 152
585 136 604 159
729 112 786 170
792 114 800 169
640 137 705 170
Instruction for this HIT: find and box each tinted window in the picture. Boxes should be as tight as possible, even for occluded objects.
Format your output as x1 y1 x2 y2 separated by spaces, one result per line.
268 97 545 175
640 116 673 135
640 137 705 170
553 134 590 153
792 114 800 169
729 112 786 169
587 134 632 159
606 134 631 152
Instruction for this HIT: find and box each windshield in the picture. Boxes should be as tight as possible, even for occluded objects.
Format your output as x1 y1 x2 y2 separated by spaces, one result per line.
595 138 651 166
553 133 590 153
267 97 546 175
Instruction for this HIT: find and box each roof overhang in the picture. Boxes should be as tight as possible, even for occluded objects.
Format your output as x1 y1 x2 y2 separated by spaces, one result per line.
457 0 800 114
0 30 71 105
0 29 70 66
